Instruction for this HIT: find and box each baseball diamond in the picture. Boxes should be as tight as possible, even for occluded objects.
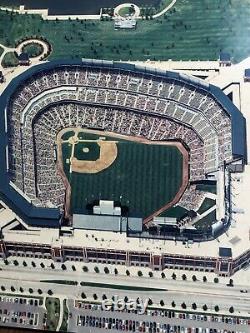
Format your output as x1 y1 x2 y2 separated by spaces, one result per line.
56 128 188 220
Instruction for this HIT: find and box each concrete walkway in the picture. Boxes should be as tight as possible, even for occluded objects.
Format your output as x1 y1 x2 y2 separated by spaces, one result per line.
153 0 176 19
56 297 64 331
16 38 50 61
0 38 49 79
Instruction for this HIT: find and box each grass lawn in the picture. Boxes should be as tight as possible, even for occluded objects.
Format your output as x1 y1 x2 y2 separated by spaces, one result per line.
197 198 216 215
45 297 60 332
194 209 216 232
59 299 69 332
0 46 3 56
80 281 165 291
1 51 18 67
41 280 78 285
118 6 135 17
196 183 217 194
0 0 250 62
160 205 188 218
61 132 183 217
22 42 43 57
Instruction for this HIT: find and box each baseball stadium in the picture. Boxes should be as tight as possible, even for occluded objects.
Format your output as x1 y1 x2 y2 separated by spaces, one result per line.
0 59 248 276
0 60 247 226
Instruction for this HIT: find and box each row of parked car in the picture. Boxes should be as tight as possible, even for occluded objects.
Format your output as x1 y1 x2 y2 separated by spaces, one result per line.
76 314 246 333
75 301 250 327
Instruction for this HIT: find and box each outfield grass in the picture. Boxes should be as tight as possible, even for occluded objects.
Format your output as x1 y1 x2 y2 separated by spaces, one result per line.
0 0 250 62
61 132 183 217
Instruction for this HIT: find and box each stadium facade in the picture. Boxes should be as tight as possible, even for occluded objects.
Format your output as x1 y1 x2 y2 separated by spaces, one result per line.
0 59 248 276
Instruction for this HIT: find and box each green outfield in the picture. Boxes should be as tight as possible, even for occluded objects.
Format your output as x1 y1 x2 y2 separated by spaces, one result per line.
0 0 250 62
60 131 184 218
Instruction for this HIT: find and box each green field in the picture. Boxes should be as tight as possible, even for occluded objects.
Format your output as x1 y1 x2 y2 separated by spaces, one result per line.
61 132 183 218
0 0 250 61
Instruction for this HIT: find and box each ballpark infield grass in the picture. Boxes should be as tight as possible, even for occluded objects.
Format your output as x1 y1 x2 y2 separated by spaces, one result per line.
0 0 250 62
61 132 183 218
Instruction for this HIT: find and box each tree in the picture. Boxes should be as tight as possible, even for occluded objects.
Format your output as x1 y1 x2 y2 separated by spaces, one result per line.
182 274 187 281
13 260 19 266
61 264 66 270
81 292 86 299
40 262 45 269
31 261 36 268
0 286 5 291
172 273 177 280
229 306 234 313
214 277 219 283
149 271 153 278
126 270 130 276
160 300 164 306
29 288 33 294
51 263 55 269
4 259 9 265
181 302 187 309
10 286 15 292
94 266 99 273
37 289 43 295
114 268 118 275
203 276 207 283
203 304 208 311
229 278 234 286
82 266 88 272
124 296 129 302
214 305 219 312
93 293 98 300
104 267 109 274
161 272 166 279
23 261 27 267
192 303 197 310
19 287 24 293
72 265 76 271
192 275 197 282
171 301 176 308
102 294 107 300
48 289 53 296
148 298 153 306
137 271 143 277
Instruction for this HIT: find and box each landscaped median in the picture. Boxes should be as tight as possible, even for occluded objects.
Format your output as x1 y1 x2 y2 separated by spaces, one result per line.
45 297 60 331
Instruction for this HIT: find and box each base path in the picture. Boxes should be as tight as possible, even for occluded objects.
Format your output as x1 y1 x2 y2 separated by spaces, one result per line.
71 140 118 174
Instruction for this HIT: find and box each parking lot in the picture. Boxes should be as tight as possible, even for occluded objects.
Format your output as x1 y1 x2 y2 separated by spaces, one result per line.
0 295 46 330
67 300 249 333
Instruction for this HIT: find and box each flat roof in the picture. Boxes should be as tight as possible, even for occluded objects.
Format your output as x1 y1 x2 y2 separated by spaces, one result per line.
73 214 142 233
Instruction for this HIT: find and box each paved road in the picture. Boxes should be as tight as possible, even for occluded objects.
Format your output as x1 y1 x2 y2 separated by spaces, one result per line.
0 266 249 316
67 300 249 333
